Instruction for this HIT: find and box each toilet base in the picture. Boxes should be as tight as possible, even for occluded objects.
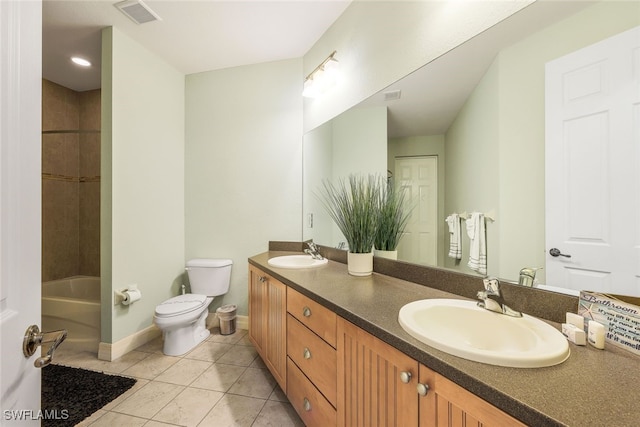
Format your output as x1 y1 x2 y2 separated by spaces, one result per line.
160 310 210 356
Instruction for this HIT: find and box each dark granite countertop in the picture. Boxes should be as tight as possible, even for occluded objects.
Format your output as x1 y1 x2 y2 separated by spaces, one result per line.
249 251 640 427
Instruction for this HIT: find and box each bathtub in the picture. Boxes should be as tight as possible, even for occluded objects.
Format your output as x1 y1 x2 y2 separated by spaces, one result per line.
42 276 101 352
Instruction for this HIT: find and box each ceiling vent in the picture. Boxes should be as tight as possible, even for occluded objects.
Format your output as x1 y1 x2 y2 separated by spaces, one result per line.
115 0 162 24
384 90 402 101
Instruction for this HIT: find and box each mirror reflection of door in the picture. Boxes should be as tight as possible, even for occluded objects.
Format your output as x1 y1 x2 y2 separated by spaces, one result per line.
395 156 438 265
545 26 640 295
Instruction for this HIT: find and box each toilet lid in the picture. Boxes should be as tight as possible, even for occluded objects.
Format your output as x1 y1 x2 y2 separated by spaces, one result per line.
155 294 208 317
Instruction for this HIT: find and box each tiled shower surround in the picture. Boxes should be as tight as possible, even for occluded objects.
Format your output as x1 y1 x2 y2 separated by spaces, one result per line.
42 79 101 282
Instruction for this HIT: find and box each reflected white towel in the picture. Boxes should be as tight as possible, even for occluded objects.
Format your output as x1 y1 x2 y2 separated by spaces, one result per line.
466 212 487 275
445 214 462 259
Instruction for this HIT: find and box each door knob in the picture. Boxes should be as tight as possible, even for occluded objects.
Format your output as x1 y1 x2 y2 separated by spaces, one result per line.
549 248 571 258
303 397 312 412
23 325 67 368
417 383 430 396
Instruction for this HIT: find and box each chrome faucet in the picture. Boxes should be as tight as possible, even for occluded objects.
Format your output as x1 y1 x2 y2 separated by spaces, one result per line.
477 278 522 317
518 267 541 287
304 242 324 260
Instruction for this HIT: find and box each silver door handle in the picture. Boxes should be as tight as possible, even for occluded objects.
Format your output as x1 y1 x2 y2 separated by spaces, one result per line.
549 248 572 258
23 325 67 368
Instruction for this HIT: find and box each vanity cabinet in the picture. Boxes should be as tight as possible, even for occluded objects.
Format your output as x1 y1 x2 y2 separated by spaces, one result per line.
337 317 419 426
337 317 526 427
286 287 337 426
249 263 527 427
419 364 527 427
248 265 287 391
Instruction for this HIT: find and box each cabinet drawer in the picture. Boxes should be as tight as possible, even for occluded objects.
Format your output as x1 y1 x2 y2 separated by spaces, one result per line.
287 357 337 427
287 287 337 348
287 314 337 406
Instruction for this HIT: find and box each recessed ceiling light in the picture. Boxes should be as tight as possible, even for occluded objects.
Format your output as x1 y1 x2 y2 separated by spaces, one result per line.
71 57 91 67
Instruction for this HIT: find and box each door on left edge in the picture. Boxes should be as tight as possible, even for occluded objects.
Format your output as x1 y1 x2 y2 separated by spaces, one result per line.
1 1 43 425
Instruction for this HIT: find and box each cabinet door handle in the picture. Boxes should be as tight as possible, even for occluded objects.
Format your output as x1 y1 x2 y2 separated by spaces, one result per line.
417 383 430 396
303 397 312 412
400 371 412 383
302 306 312 317
258 276 267 283
303 347 312 359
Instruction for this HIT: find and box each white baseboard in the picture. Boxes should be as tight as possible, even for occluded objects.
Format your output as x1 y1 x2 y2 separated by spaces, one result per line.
98 325 161 361
237 314 248 330
98 314 248 361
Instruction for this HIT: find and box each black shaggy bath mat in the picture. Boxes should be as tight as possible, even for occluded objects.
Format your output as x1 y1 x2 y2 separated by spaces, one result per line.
42 364 136 426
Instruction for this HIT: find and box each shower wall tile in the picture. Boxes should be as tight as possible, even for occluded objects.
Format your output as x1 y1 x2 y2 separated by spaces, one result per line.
80 133 101 177
42 179 80 282
42 133 79 177
42 80 79 131
42 80 100 281
42 180 79 236
79 89 101 131
79 182 101 277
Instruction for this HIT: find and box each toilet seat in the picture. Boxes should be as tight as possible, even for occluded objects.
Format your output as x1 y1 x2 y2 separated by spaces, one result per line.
155 294 208 318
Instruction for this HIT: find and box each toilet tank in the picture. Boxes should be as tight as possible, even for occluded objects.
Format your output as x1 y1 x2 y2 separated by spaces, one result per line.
186 259 233 296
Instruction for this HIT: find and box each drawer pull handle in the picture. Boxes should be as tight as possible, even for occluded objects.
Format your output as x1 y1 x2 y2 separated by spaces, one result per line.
400 371 412 384
303 397 312 412
303 347 312 359
417 383 430 396
303 306 312 317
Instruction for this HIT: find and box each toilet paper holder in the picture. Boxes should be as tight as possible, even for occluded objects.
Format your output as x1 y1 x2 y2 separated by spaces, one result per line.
115 284 142 306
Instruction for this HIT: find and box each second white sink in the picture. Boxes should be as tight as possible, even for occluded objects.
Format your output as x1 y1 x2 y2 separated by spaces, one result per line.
267 254 328 269
398 299 570 368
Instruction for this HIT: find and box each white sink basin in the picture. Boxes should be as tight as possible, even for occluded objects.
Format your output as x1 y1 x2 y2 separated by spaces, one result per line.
398 299 570 368
267 255 328 269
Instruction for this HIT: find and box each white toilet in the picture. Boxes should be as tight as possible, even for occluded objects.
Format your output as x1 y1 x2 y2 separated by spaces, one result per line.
154 258 232 356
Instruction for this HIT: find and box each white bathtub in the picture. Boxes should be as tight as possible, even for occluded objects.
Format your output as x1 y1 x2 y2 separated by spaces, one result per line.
42 276 101 352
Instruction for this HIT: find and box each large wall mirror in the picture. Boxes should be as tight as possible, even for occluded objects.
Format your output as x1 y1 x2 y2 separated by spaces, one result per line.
303 0 640 296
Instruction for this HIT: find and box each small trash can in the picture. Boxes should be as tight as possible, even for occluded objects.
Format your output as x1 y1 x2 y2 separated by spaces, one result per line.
216 304 237 335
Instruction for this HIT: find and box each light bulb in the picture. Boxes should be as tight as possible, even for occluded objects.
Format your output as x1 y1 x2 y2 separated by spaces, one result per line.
71 57 91 67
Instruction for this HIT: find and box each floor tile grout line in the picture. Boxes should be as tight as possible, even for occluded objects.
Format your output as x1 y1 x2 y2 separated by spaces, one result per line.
56 329 302 427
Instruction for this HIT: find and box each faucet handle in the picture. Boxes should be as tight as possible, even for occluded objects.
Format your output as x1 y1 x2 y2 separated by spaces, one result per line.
305 241 324 260
482 277 501 296
518 267 542 287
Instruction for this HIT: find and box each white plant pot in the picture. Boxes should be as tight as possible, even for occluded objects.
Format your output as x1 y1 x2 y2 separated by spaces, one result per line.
348 252 374 276
374 249 398 260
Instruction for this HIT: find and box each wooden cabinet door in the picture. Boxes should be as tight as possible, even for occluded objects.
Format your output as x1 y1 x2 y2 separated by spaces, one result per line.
248 265 266 357
419 364 526 427
265 276 287 391
248 266 287 392
337 317 419 427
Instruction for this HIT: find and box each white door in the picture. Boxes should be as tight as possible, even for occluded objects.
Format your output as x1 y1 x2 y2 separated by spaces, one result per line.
545 26 640 295
1 1 43 423
395 156 438 265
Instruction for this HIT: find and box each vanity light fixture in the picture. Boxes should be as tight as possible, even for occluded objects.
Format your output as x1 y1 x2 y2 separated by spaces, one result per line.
71 57 91 67
303 51 339 98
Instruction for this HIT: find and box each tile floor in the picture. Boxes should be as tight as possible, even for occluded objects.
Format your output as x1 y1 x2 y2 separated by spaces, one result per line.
53 328 304 427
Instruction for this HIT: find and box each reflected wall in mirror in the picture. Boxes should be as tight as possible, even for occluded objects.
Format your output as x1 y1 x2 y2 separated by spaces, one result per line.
302 1 640 295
